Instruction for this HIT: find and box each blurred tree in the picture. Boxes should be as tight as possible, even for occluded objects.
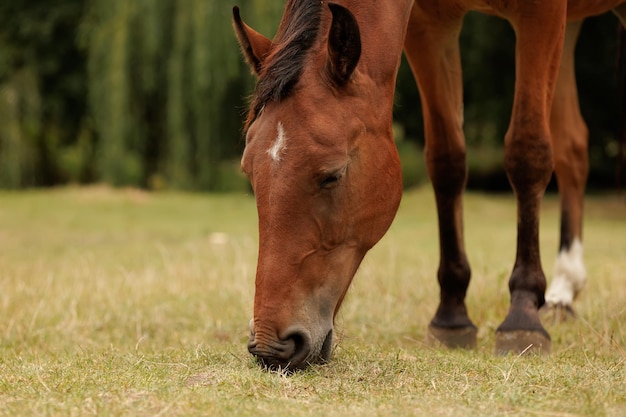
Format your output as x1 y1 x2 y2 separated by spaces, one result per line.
80 0 251 189
0 2 621 190
82 0 138 185
0 0 87 187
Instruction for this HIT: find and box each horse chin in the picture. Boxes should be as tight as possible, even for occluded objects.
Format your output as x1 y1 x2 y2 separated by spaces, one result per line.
318 328 334 363
304 328 333 364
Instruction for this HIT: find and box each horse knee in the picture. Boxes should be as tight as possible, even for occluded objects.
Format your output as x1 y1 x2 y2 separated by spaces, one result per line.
554 126 589 188
504 129 553 194
427 149 467 196
424 118 467 196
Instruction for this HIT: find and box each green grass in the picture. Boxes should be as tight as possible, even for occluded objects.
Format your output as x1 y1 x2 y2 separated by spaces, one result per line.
1 185 625 416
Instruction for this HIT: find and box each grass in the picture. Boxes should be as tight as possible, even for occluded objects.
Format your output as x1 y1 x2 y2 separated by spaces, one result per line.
0 185 625 416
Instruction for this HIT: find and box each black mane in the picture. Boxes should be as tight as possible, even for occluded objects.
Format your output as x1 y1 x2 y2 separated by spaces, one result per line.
246 0 323 128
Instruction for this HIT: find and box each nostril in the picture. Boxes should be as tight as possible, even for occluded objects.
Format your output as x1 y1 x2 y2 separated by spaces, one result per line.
282 329 312 369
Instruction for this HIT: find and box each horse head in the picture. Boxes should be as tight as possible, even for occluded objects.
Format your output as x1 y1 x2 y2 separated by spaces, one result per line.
233 1 405 371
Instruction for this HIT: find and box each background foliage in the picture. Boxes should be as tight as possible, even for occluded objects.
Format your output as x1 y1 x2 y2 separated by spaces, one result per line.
0 1 623 190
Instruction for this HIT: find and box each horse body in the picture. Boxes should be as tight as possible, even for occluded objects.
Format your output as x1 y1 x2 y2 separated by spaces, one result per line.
234 0 625 370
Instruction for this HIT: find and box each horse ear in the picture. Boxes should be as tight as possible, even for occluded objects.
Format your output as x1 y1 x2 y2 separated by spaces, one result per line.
233 6 272 76
326 3 362 85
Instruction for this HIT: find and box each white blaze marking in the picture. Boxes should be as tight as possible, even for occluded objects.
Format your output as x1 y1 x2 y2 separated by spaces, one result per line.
267 122 287 163
545 238 586 306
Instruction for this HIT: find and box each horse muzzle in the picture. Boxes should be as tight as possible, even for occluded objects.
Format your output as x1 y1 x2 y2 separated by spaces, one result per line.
248 320 333 371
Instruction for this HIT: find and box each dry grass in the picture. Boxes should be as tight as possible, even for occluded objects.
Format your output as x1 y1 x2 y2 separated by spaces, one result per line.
0 186 625 416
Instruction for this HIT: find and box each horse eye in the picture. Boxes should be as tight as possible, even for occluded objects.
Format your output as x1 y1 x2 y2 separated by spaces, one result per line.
319 175 340 189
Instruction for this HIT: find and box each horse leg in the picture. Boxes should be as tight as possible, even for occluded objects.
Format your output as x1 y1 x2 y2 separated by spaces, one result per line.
495 1 567 355
404 5 476 348
543 21 588 323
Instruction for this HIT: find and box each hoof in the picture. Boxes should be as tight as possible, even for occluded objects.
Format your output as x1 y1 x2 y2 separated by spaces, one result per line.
540 302 576 324
426 324 477 349
495 330 551 356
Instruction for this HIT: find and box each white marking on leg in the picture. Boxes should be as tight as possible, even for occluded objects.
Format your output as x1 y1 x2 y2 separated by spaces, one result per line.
267 122 287 163
545 238 586 306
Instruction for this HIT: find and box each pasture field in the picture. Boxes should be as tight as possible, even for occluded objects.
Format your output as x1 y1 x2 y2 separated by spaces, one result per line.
0 186 625 416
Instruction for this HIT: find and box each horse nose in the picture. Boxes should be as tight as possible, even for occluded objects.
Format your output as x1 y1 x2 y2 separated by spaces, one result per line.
247 326 312 371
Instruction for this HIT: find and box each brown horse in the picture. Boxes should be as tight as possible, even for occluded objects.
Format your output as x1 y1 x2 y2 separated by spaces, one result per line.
233 0 626 371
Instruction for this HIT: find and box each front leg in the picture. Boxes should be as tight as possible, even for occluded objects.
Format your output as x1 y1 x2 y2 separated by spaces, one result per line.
496 0 567 354
405 4 476 348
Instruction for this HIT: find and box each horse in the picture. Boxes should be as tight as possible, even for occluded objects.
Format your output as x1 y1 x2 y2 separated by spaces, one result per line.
233 0 626 371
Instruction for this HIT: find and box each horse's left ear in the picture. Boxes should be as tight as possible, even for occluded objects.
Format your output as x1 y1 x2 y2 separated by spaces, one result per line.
326 3 361 85
233 6 272 76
